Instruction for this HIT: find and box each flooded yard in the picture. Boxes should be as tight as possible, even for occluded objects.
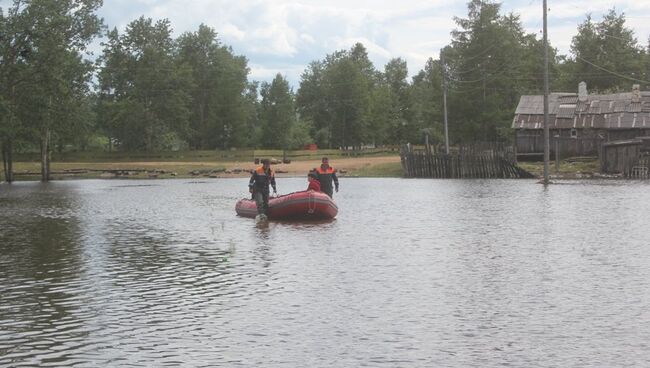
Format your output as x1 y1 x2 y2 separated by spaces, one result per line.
1 178 649 367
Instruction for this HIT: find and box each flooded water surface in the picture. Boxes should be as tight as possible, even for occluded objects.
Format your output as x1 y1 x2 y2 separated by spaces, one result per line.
1 178 650 367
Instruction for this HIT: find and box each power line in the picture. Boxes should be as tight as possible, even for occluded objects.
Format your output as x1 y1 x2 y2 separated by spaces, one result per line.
442 43 497 63
575 55 650 84
601 33 636 43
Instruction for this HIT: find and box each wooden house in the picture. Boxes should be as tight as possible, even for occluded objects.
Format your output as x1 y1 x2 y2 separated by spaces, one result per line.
512 83 650 159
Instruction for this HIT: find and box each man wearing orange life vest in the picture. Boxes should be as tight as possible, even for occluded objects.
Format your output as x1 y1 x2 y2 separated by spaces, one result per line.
248 159 277 216
314 157 339 198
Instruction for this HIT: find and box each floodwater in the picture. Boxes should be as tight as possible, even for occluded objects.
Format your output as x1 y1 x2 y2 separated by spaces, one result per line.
1 178 650 367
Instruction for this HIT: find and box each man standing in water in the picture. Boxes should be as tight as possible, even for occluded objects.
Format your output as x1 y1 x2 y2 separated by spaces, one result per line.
314 157 339 198
249 159 277 219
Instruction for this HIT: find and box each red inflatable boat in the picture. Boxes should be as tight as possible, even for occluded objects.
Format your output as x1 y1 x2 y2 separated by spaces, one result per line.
236 190 338 220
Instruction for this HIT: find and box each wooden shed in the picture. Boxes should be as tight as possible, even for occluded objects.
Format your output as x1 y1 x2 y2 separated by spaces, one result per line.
600 139 641 174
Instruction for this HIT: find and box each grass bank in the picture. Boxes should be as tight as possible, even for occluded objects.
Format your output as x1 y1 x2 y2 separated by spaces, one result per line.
13 148 399 163
517 157 605 179
5 153 404 181
350 162 404 177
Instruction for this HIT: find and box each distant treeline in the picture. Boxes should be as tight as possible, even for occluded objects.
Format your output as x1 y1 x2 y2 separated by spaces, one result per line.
1 0 649 181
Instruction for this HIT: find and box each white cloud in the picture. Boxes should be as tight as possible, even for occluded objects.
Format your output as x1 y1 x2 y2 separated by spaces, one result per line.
1 0 645 84
87 0 650 85
220 23 246 41
504 1 650 55
337 37 391 58
300 33 316 45
249 63 306 87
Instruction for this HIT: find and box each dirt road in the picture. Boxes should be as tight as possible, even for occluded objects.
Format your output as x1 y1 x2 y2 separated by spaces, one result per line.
12 155 403 179
228 155 402 176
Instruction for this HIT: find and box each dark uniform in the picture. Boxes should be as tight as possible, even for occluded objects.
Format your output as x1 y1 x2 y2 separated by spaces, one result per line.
249 166 277 215
315 165 338 198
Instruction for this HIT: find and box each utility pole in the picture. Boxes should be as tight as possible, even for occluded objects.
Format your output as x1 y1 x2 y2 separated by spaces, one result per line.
542 0 550 184
441 52 450 154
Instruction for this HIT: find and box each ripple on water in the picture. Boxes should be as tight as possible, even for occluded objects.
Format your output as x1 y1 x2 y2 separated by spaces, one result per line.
1 178 650 367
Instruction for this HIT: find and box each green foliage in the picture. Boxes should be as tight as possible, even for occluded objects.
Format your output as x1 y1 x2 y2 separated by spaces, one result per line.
2 0 650 161
410 58 444 144
1 0 102 139
382 58 412 143
289 119 314 149
97 17 191 151
367 85 392 145
260 74 295 149
296 61 329 147
444 0 550 143
296 43 374 149
0 0 104 181
326 55 371 148
97 21 255 151
176 24 252 149
566 9 646 92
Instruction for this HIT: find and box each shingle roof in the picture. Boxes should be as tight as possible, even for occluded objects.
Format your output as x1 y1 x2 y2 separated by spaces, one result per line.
513 90 650 130
514 93 575 115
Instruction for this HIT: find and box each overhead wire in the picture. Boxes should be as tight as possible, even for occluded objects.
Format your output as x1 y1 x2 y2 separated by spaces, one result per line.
574 55 650 84
441 43 497 63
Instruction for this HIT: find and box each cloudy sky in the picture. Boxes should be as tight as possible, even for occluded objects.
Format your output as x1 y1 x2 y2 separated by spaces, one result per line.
8 0 650 87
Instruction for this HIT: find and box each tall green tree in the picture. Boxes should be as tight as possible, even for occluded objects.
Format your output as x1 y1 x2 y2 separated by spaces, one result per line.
2 0 103 181
176 24 251 149
95 28 126 152
568 10 645 92
382 58 412 143
0 2 31 182
646 37 650 85
325 56 370 148
296 61 331 147
409 58 444 145
445 0 550 142
367 84 392 146
297 44 374 148
259 74 295 149
97 17 191 151
243 81 261 148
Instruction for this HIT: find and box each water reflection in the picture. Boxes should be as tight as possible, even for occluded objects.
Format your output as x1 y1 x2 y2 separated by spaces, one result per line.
1 178 650 367
254 219 271 238
0 183 88 365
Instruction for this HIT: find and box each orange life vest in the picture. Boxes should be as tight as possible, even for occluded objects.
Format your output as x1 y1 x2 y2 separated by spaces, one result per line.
249 166 276 192
316 166 335 175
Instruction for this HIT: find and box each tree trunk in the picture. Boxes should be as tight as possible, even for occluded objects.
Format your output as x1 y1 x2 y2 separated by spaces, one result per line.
41 128 51 182
2 139 14 183
2 141 7 183
199 101 206 149
46 140 51 181
328 120 333 149
8 140 13 183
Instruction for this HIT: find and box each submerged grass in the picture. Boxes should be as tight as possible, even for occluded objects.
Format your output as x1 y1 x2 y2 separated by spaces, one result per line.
7 155 404 181
351 162 404 177
518 158 600 178
4 155 603 182
13 148 399 163
10 162 227 180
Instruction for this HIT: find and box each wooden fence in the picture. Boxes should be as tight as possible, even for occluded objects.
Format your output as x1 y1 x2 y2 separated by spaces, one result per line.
516 134 604 158
400 144 534 179
623 156 650 179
